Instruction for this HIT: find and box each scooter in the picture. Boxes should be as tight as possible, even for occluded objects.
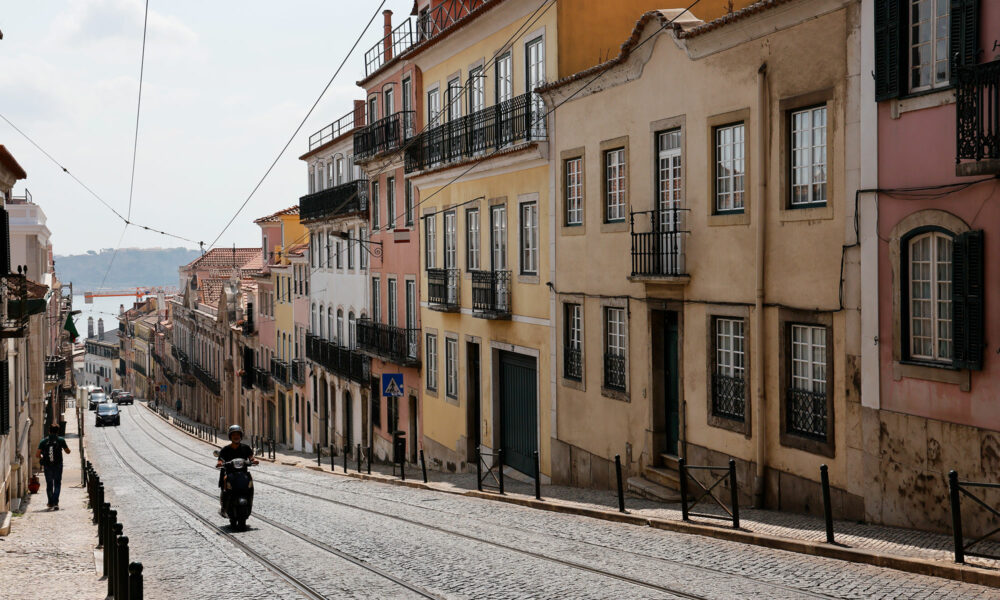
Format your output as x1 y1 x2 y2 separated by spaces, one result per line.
214 450 255 530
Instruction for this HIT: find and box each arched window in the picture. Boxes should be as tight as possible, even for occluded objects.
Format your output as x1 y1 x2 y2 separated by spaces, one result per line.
348 312 356 349
327 308 334 342
337 310 344 347
318 305 325 339
907 230 954 362
311 303 317 334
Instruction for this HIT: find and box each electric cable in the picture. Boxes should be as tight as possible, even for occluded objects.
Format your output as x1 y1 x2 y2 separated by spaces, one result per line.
127 0 150 223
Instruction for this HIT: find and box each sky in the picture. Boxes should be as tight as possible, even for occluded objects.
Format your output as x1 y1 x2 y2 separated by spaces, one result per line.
0 0 412 255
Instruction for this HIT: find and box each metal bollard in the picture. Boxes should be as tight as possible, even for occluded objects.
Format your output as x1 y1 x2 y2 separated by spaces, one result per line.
728 459 740 529
949 470 965 563
367 446 372 475
615 454 626 513
679 458 689 520
399 452 405 481
475 446 482 492
534 450 541 500
317 444 322 467
95 485 105 524
108 523 122 597
420 449 428 484
343 445 348 473
330 444 335 472
356 443 361 473
820 464 834 543
128 562 143 600
117 536 130 600
497 449 504 495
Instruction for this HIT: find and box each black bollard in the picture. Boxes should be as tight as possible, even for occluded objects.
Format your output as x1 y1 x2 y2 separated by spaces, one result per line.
820 464 834 543
497 449 504 495
534 450 541 500
420 450 428 484
356 443 361 473
475 446 482 492
343 444 347 473
615 454 626 513
330 444 335 472
728 459 740 529
108 523 122 598
317 444 321 467
94 485 105 524
949 470 965 563
117 536 130 600
367 446 372 475
400 452 405 481
679 458 689 520
128 562 143 600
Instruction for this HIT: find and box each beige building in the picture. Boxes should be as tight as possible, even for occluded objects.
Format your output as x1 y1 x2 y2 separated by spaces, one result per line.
539 0 864 515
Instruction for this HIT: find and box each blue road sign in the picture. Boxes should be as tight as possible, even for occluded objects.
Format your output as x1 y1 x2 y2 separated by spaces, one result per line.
382 373 404 397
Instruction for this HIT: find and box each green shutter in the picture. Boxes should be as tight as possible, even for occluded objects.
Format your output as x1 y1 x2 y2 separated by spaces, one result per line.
950 0 980 84
875 0 902 101
952 229 984 370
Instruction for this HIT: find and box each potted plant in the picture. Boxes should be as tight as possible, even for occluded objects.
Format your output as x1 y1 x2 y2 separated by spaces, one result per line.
28 475 40 494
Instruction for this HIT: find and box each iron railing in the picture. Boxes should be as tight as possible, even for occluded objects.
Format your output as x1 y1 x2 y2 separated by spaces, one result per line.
253 366 273 393
299 178 368 222
787 387 827 440
354 111 415 160
957 60 1000 163
712 373 746 421
564 346 582 381
427 268 460 311
0 274 28 338
192 363 220 396
630 208 687 277
240 365 253 390
678 458 740 529
292 358 306 385
364 19 416 76
132 361 147 377
356 319 420 366
270 358 291 388
45 356 66 382
239 315 254 336
948 470 1000 563
470 270 510 318
405 92 543 173
308 109 355 150
305 334 370 384
603 352 626 391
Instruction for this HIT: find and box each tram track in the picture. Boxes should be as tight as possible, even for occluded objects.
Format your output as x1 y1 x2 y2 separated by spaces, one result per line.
128 403 840 600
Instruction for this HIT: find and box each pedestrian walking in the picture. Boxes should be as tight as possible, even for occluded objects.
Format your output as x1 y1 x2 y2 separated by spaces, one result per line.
36 424 70 510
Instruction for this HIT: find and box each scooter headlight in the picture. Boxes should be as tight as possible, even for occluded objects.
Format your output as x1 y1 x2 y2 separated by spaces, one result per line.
231 458 246 469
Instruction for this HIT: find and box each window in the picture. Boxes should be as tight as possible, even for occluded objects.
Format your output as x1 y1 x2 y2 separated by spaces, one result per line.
790 106 827 206
491 205 507 270
337 310 344 347
335 240 343 269
604 307 626 391
564 303 582 380
308 166 315 194
427 88 441 127
604 148 626 222
565 157 583 226
336 157 344 185
386 177 396 229
909 0 950 91
445 337 458 399
372 277 381 323
310 235 316 268
713 318 746 421
326 231 334 268
447 77 462 122
525 37 545 136
425 215 437 269
468 66 485 114
405 180 414 226
402 77 413 137
371 180 380 229
349 312 356 349
466 208 480 271
384 86 394 118
388 279 398 327
714 123 745 213
520 202 538 274
326 307 333 341
444 211 457 270
426 334 438 391
360 227 369 270
908 231 953 362
368 96 377 124
788 324 828 440
347 229 355 270
495 52 512 103
405 280 417 359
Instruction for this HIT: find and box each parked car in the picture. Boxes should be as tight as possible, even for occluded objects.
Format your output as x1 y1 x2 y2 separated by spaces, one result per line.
89 392 108 411
95 403 120 427
116 393 134 405
110 389 125 401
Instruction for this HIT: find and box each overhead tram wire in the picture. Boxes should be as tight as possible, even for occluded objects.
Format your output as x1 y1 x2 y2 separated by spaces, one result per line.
126 0 150 223
206 0 388 252
97 223 129 292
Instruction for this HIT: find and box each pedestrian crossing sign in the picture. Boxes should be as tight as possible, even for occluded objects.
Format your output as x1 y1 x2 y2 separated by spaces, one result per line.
382 373 404 398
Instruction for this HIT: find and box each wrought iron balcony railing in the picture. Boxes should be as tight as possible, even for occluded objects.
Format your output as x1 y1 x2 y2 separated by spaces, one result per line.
470 270 511 319
603 352 626 391
292 358 306 385
44 356 66 382
957 60 1000 174
712 373 746 421
630 208 687 278
353 111 415 160
364 18 416 76
299 179 368 222
0 274 28 338
787 387 827 441
239 315 255 336
356 319 420 366
405 92 543 173
270 358 291 388
133 361 147 377
309 109 354 150
563 346 582 381
253 366 273 393
305 333 370 384
427 268 460 311
193 363 221 395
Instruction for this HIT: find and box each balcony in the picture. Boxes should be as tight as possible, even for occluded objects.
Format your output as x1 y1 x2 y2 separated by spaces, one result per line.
292 358 306 386
353 111 415 161
308 109 354 151
405 92 544 173
957 60 1000 176
356 319 420 366
299 179 368 222
270 358 291 388
364 19 416 77
787 387 827 441
0 275 28 338
193 363 221 395
712 373 746 422
133 361 147 377
470 270 510 319
563 346 582 381
305 334 370 384
253 366 273 393
44 356 66 382
629 209 689 283
239 314 255 336
427 268 460 312
604 352 626 392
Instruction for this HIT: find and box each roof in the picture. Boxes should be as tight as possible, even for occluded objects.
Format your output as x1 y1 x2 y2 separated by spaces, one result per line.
253 205 299 224
86 330 119 345
0 145 27 180
184 247 259 271
239 253 264 278
284 243 308 257
198 279 225 306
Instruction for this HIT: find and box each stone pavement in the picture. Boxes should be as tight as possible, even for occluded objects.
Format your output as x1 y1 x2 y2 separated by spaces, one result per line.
0 407 105 600
148 400 1000 583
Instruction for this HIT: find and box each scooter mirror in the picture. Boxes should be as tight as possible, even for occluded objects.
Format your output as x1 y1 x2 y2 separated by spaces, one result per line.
212 450 220 457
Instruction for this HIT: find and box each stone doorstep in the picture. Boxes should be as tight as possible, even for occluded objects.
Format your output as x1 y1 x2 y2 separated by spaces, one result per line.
0 510 10 536
626 476 681 503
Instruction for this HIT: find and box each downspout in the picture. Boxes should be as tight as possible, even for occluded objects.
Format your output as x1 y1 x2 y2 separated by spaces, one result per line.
752 62 768 508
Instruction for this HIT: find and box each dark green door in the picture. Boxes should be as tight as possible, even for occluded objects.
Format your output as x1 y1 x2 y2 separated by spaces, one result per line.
665 311 680 456
499 351 537 475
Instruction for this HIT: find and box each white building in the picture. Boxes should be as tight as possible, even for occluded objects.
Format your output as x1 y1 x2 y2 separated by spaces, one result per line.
83 318 118 393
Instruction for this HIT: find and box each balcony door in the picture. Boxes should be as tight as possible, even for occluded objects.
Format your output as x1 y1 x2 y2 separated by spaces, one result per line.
525 37 545 138
402 78 413 138
405 280 417 359
657 130 683 275
490 205 507 271
444 211 457 304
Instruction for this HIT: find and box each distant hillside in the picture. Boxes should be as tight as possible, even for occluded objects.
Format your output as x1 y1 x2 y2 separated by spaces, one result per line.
55 247 201 291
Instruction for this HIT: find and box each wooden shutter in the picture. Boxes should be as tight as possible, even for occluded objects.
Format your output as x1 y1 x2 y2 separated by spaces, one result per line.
874 0 903 101
952 229 984 370
0 361 9 435
949 0 980 84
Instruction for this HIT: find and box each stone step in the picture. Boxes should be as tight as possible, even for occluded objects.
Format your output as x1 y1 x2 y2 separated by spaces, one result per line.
660 454 681 471
626 476 681 503
644 465 681 490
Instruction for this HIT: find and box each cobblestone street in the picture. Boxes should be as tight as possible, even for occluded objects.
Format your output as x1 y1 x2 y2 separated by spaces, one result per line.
74 402 999 599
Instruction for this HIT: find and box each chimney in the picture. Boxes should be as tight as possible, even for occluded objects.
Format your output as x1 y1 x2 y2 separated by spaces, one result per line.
383 10 393 62
88 317 94 338
98 318 104 340
354 100 366 128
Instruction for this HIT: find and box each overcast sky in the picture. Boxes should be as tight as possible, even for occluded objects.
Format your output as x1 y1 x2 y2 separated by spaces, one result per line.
0 0 411 255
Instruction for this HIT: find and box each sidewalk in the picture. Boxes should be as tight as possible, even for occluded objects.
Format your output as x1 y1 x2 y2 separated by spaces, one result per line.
0 406 105 600
147 400 1000 587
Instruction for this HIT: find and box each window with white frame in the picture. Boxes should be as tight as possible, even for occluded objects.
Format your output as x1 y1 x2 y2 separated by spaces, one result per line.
787 324 828 440
715 123 745 213
445 337 458 399
713 317 746 421
521 201 538 274
388 279 398 327
525 36 545 136
466 208 480 271
347 229 355 270
565 157 583 226
336 310 344 346
909 0 950 92
384 86 394 118
604 148 626 222
491 205 507 270
372 277 381 323
427 88 441 127
790 106 827 206
348 312 356 349
360 227 369 270
908 231 953 362
468 66 485 114
444 211 457 270
425 215 437 269
447 77 461 121
604 307 626 391
371 180 380 229
495 52 512 103
386 177 396 229
426 334 438 391
405 180 414 226
564 303 582 380
335 240 342 269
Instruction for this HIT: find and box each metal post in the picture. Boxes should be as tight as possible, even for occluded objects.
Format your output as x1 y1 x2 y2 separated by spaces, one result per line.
475 446 482 492
399 451 405 481
820 464 834 543
343 444 347 473
357 443 362 473
128 562 143 600
678 458 689 521
728 459 740 529
614 454 625 513
949 470 965 563
330 444 335 471
317 444 321 467
534 450 541 500
95 486 105 524
367 446 372 475
108 523 122 597
117 536 130 600
420 450 428 484
497 449 505 495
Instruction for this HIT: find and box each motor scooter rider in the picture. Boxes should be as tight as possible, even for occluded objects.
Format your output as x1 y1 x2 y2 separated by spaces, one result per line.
217 425 258 515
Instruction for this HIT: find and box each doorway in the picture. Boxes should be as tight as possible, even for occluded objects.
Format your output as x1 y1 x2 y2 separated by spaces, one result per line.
408 394 418 463
652 310 681 458
498 351 537 476
466 342 480 462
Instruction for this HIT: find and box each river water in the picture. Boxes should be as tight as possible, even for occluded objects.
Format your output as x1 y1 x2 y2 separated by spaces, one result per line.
71 294 132 338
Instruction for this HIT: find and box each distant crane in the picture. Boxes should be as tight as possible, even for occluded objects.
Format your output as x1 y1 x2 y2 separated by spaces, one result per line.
83 287 174 304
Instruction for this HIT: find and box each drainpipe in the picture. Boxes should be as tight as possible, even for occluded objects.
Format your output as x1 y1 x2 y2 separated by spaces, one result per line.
752 62 768 508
